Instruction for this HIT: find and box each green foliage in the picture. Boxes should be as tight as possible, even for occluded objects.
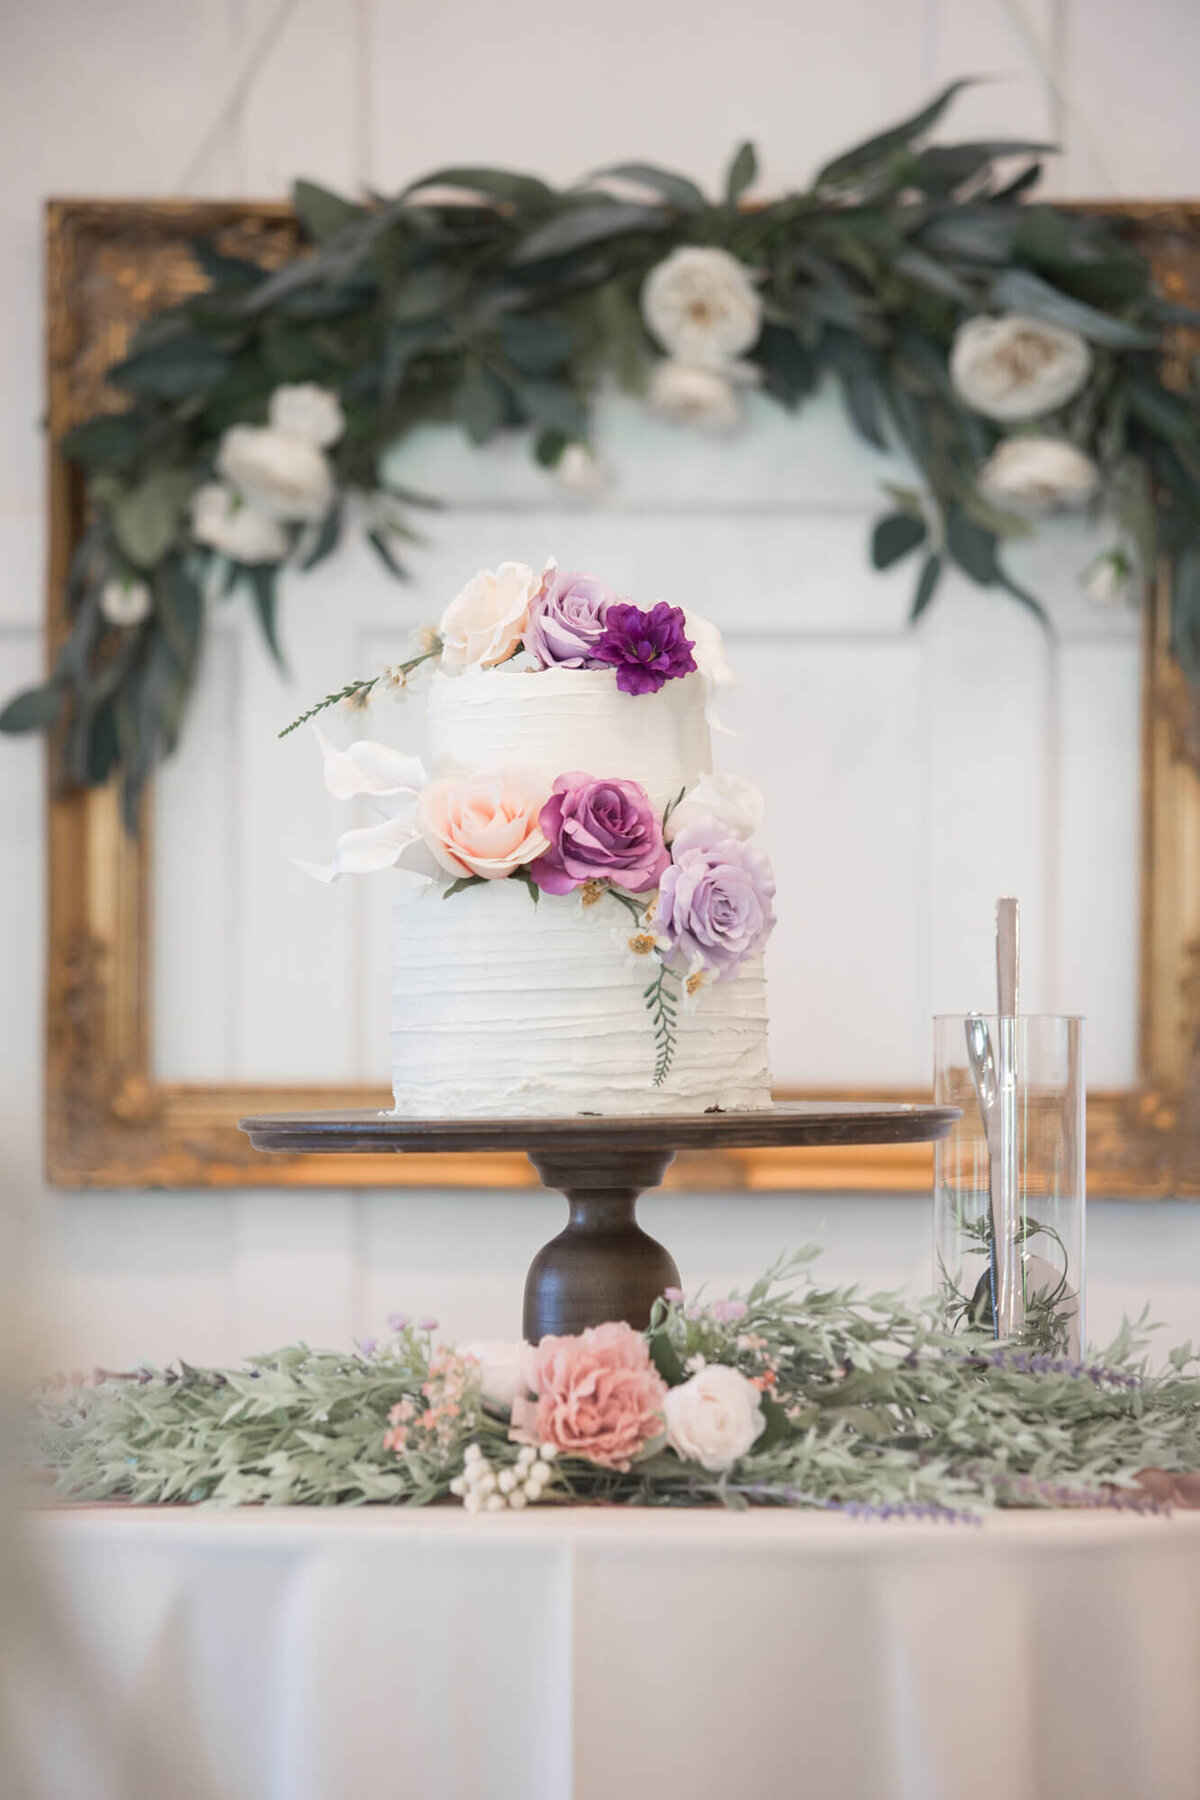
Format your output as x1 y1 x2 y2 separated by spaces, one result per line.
11 83 1200 820
39 1250 1200 1516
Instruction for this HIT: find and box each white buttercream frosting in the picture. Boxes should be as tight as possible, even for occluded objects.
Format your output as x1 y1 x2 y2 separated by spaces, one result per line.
390 659 771 1117
424 665 711 810
391 879 770 1117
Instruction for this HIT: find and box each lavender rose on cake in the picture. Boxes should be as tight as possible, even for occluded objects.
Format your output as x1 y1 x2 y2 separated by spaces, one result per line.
530 773 670 895
653 819 776 976
593 601 697 696
525 569 615 668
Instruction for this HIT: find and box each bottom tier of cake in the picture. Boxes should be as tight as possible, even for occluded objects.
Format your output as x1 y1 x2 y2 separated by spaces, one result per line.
390 880 771 1117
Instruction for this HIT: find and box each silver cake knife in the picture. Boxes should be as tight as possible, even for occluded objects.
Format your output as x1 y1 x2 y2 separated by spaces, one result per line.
994 898 1021 1337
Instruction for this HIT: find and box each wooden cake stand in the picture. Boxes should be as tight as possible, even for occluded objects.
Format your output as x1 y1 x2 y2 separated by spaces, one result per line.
240 1103 958 1340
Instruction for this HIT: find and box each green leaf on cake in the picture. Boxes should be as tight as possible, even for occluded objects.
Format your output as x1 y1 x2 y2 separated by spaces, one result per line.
443 875 486 899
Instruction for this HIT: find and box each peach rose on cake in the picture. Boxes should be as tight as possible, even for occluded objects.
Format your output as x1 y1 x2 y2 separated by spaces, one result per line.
510 1321 667 1470
438 561 540 669
417 768 551 879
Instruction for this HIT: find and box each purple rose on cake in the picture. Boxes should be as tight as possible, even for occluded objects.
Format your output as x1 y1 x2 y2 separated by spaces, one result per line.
593 601 697 696
529 773 670 895
525 568 615 668
652 819 776 977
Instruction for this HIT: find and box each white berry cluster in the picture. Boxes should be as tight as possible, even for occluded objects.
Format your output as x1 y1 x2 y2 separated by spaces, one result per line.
450 1442 558 1513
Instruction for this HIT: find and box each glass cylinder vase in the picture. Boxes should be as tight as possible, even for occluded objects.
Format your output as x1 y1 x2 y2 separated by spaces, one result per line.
933 1014 1085 1357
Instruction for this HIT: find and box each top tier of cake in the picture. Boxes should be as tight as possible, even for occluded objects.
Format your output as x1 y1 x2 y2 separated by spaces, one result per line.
423 665 712 810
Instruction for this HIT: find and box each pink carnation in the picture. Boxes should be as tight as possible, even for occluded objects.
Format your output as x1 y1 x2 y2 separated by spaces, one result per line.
510 1321 667 1470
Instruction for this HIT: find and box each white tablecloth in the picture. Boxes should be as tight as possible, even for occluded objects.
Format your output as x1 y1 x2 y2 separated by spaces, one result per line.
21 1506 1200 1800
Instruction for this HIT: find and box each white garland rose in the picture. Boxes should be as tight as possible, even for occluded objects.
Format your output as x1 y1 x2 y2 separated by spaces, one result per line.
663 1363 767 1472
647 360 743 432
190 481 290 563
950 314 1092 423
215 424 334 522
641 246 763 369
268 382 345 448
978 436 1099 515
99 576 153 628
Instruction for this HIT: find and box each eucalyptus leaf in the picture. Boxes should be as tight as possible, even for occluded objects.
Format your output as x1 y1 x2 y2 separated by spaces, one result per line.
402 166 556 211
946 506 998 584
510 201 670 265
910 552 943 621
0 681 65 734
111 470 195 570
497 313 574 374
455 365 509 444
590 161 708 214
367 529 410 581
293 179 370 244
60 412 146 470
908 140 1054 197
725 141 758 204
248 565 285 669
815 78 974 188
108 335 233 399
871 511 927 569
990 267 1155 348
518 379 587 440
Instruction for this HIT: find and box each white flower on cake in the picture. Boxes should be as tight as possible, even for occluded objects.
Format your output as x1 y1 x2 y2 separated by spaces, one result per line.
438 561 540 670
681 609 736 733
190 482 289 563
457 1339 527 1410
666 772 764 843
417 767 551 879
216 424 334 522
297 726 428 882
268 383 345 447
642 246 763 369
663 1363 766 1472
681 965 711 1012
978 436 1099 515
647 360 743 432
99 575 152 628
613 923 672 971
950 314 1092 422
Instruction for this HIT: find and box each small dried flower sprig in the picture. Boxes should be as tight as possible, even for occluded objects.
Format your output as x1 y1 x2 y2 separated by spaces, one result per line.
278 631 442 737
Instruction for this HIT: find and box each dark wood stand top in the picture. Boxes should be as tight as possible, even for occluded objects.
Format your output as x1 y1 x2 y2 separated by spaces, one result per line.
240 1102 958 1341
240 1100 958 1156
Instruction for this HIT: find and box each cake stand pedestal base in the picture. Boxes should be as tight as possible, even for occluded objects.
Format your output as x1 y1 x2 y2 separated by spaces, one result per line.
524 1148 676 1338
238 1103 959 1340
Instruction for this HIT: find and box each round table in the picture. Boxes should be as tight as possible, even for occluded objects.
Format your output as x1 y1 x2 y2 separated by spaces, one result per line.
27 1503 1200 1800
240 1102 958 1338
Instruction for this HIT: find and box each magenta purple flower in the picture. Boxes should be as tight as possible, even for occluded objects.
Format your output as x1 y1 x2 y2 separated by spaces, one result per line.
530 772 669 896
593 601 697 696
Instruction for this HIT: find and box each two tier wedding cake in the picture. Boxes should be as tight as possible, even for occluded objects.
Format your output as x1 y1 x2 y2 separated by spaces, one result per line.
302 560 775 1117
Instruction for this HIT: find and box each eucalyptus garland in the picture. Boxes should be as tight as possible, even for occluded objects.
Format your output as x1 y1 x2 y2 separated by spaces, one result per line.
7 79 1200 825
40 1251 1200 1516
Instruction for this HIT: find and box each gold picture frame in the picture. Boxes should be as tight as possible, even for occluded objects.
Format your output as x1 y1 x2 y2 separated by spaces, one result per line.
42 198 1200 1195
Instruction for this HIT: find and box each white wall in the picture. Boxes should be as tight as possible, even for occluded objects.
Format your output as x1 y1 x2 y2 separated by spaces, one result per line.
6 0 1200 1371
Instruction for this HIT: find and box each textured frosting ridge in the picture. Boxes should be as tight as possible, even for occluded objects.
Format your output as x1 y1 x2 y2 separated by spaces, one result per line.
391 880 771 1118
423 665 711 810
